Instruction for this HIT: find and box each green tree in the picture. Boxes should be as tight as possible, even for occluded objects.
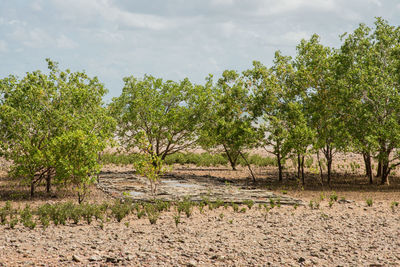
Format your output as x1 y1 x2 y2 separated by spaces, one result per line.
110 75 210 165
338 18 400 185
0 59 115 199
199 70 259 180
294 34 347 185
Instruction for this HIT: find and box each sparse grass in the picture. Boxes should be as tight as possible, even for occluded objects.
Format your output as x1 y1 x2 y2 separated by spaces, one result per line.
101 151 276 168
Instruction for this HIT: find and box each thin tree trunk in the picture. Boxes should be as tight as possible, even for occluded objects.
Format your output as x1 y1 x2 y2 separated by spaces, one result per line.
239 151 256 183
223 145 237 170
30 182 35 198
297 154 301 180
323 145 333 185
46 170 51 193
277 152 283 182
301 155 305 185
362 152 373 184
317 151 324 185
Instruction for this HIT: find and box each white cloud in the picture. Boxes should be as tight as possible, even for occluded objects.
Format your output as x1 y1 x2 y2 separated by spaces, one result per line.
256 0 336 16
52 0 175 30
56 35 78 49
0 40 7 52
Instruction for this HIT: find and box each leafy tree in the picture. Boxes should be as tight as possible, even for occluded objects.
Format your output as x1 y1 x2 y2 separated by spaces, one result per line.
294 34 347 185
110 75 210 166
338 18 400 185
246 59 290 182
199 70 259 179
0 59 115 199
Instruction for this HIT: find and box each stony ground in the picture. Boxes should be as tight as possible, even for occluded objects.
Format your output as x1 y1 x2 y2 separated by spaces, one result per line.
1 161 400 266
0 198 399 266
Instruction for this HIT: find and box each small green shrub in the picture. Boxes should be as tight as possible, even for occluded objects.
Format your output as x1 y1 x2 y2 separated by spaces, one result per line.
330 192 338 202
366 198 373 207
20 205 36 229
110 200 132 222
243 200 254 209
144 203 159 224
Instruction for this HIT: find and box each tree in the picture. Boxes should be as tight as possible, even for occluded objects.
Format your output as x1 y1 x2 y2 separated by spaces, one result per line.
199 70 259 180
0 59 115 199
294 34 347 185
246 59 290 182
338 18 400 185
110 75 210 165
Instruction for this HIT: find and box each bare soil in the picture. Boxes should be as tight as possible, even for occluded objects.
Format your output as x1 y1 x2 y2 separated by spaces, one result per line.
0 159 400 266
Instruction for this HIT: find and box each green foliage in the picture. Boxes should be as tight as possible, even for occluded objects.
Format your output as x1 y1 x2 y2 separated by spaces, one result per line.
177 198 193 218
143 203 160 224
0 59 115 200
20 205 36 229
110 75 211 161
198 70 260 171
110 199 132 222
330 192 338 202
243 200 254 209
366 198 373 207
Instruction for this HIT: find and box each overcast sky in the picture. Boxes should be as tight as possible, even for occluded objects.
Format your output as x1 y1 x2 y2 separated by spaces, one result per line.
0 0 399 101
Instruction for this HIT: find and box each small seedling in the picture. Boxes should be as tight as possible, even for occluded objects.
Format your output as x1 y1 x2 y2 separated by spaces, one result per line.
281 190 288 195
391 201 399 212
309 200 314 209
219 213 224 220
231 202 239 212
330 192 338 202
124 221 130 228
320 193 325 201
239 207 247 213
243 200 254 210
228 219 233 224
366 198 373 207
173 214 180 227
269 199 275 209
328 200 334 208
293 203 299 210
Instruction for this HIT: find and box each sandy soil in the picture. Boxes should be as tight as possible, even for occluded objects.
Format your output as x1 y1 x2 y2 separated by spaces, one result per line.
0 159 400 266
0 198 399 266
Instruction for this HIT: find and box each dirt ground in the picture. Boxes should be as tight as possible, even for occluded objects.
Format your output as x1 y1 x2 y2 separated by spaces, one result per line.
0 157 400 266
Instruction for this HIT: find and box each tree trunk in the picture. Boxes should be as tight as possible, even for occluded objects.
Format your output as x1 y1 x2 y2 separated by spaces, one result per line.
297 154 301 181
317 151 324 185
381 161 390 185
239 151 256 183
30 182 35 198
376 160 382 177
362 152 373 184
224 145 237 170
323 145 333 185
277 152 283 182
301 155 305 186
46 170 51 193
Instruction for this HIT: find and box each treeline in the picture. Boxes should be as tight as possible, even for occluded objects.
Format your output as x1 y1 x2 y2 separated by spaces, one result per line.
1 18 399 200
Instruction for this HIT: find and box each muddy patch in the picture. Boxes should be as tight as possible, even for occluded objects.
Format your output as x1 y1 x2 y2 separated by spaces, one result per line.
97 170 303 205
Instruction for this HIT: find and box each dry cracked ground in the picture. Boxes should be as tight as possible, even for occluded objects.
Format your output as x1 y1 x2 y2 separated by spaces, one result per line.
0 162 400 266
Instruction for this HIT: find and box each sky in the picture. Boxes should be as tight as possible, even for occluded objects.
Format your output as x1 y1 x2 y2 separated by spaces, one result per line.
0 0 399 101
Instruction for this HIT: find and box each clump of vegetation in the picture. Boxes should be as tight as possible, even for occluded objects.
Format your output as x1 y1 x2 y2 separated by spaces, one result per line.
110 199 132 222
366 198 373 207
177 197 193 218
243 200 254 209
330 192 338 202
144 203 160 225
